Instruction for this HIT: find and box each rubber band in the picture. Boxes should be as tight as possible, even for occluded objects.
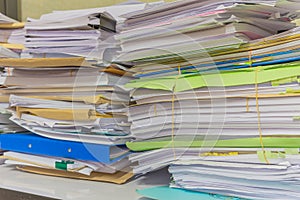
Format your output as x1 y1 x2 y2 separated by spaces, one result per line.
170 65 182 159
246 49 269 164
248 50 253 67
16 106 21 118
246 97 249 112
245 50 253 112
171 86 176 159
153 104 157 117
254 65 270 164
177 65 182 75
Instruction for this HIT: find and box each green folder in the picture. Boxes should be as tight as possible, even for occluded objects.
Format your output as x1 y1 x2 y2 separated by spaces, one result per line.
126 61 300 92
126 137 300 151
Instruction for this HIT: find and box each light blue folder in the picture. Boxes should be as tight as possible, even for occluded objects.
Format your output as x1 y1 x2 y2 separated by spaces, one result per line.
137 186 245 200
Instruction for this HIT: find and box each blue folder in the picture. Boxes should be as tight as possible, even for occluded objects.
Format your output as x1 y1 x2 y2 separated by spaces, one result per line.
0 133 130 164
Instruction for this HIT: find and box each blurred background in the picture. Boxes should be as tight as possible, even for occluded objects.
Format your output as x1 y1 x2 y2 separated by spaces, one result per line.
0 0 174 21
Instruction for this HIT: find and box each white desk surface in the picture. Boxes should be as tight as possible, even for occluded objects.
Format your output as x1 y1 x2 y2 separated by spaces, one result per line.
0 165 170 200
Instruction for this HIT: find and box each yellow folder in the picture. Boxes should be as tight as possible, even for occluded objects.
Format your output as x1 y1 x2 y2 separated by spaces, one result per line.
16 107 113 121
0 22 25 29
17 166 133 184
0 57 92 68
0 43 25 50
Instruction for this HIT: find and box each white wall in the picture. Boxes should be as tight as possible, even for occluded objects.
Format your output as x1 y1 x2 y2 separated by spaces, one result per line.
19 0 172 21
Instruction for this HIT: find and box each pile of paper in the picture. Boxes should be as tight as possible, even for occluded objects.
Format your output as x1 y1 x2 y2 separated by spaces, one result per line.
112 0 296 68
23 4 147 59
122 1 300 145
0 56 135 182
1 0 300 192
168 159 300 200
0 4 149 183
0 57 134 144
112 0 300 198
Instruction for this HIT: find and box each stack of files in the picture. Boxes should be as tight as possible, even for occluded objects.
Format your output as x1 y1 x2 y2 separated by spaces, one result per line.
125 59 300 173
23 4 147 59
0 57 133 145
114 1 300 197
0 133 133 184
109 0 300 194
112 0 297 67
168 157 300 200
125 28 300 144
0 59 129 178
134 147 300 199
122 25 300 79
0 13 25 45
0 4 152 181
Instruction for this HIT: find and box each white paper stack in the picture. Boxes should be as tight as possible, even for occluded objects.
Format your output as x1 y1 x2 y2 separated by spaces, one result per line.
112 0 296 67
0 57 133 145
121 1 300 144
0 4 149 180
23 4 147 59
0 3 150 145
169 159 300 200
104 1 300 197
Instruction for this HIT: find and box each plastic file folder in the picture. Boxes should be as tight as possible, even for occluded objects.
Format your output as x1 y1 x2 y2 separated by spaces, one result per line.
0 133 130 164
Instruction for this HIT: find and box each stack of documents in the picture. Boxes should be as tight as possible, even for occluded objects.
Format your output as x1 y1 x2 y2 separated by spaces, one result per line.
23 4 147 59
0 57 134 182
109 0 300 198
125 30 300 174
0 4 152 181
169 159 300 200
0 133 132 184
0 57 133 145
123 3 300 146
112 0 297 67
